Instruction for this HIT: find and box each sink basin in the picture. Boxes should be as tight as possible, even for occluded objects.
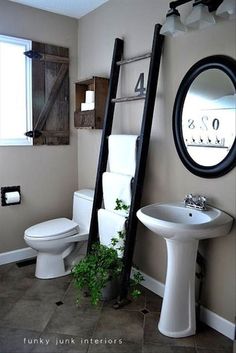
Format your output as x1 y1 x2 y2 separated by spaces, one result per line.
137 202 233 338
137 202 233 241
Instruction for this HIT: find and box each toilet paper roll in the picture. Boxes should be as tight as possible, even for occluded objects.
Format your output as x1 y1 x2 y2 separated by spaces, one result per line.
85 90 95 104
81 102 95 111
5 191 20 204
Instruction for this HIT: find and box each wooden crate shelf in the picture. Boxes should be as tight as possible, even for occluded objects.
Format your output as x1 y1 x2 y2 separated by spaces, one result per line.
74 76 109 129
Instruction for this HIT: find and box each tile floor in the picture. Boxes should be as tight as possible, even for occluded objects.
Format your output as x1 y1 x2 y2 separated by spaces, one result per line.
0 261 234 353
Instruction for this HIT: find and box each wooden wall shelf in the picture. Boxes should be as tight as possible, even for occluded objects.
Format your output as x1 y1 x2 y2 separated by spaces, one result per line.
74 76 109 129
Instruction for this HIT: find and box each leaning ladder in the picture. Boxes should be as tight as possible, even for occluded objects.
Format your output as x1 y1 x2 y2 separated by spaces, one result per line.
87 23 164 307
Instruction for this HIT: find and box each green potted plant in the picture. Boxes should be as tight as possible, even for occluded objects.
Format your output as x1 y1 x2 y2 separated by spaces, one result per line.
72 199 144 306
72 242 122 305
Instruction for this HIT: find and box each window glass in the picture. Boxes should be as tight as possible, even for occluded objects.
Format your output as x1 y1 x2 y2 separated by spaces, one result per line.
0 35 32 146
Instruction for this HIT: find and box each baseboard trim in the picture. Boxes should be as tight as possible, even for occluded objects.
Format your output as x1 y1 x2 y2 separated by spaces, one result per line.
200 306 235 341
131 268 165 297
133 268 235 340
0 247 37 265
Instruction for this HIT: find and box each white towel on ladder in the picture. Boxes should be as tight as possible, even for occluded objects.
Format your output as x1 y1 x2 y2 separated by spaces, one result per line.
98 208 126 258
108 135 138 176
102 172 132 216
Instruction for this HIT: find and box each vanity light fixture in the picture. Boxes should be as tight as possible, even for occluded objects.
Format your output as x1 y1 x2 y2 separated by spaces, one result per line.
216 0 236 19
160 8 186 36
185 0 215 30
160 0 226 36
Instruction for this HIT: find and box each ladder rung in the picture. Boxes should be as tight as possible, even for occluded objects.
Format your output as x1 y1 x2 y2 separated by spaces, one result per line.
117 53 151 66
112 94 146 103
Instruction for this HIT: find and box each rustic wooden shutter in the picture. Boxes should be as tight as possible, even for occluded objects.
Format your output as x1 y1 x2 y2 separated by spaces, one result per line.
27 42 70 145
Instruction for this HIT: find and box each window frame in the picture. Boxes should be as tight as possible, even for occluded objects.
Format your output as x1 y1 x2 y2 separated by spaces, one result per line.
0 34 32 146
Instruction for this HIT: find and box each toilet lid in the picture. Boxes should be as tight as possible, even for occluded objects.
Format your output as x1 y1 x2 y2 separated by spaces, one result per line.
25 218 79 238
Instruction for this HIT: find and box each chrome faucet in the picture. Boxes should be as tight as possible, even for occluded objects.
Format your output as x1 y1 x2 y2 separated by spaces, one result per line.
184 194 207 211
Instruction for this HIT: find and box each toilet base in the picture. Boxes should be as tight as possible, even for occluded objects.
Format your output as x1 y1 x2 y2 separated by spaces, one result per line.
35 242 87 279
35 245 74 279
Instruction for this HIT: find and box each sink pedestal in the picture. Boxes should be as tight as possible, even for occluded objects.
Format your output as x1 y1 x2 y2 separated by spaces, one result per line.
158 238 199 338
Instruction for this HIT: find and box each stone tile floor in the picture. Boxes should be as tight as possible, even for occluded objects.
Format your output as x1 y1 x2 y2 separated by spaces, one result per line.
0 262 234 353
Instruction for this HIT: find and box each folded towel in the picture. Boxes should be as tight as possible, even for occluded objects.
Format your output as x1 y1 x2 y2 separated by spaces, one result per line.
98 208 126 258
108 135 138 176
102 172 131 216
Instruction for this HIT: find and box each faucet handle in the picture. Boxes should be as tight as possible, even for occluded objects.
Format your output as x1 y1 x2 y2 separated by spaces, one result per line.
198 195 207 207
184 194 193 207
194 195 207 210
184 194 193 202
195 195 207 203
199 195 206 202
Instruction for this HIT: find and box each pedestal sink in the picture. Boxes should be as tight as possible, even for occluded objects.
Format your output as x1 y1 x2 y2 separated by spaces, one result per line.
137 202 233 338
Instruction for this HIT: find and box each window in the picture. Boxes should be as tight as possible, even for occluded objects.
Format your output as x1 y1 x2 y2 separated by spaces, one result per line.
0 34 32 146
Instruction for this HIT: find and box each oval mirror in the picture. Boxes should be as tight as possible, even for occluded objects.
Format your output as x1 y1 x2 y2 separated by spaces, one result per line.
173 55 236 178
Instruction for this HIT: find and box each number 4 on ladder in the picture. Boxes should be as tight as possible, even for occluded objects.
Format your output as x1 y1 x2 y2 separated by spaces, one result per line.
135 73 146 96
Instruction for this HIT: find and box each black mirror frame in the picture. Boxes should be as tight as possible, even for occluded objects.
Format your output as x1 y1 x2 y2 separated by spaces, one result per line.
173 55 236 179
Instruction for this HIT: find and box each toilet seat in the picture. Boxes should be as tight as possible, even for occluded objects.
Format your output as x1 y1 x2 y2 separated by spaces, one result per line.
24 218 79 241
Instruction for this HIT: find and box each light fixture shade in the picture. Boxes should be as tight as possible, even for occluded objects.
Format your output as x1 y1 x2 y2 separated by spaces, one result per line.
185 3 216 30
160 13 186 37
216 0 236 19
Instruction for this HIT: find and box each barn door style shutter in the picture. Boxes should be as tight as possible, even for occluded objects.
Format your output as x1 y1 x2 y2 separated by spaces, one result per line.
25 42 70 145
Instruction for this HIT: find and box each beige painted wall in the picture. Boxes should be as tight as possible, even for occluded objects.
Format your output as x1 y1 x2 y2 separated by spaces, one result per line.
0 0 78 252
77 0 236 322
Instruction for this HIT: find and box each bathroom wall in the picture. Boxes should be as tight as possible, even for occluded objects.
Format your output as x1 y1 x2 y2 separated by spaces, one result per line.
77 0 236 323
0 0 78 252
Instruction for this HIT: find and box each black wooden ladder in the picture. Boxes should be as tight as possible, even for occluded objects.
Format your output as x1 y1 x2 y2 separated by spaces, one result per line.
87 23 164 307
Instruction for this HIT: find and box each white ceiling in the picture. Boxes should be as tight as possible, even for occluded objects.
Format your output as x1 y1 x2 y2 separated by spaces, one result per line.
8 0 109 19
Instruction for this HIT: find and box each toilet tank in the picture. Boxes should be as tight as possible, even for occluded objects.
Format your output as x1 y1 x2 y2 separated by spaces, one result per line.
72 189 94 231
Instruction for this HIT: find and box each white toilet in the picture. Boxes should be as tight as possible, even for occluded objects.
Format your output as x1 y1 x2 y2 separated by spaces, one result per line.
24 189 94 279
